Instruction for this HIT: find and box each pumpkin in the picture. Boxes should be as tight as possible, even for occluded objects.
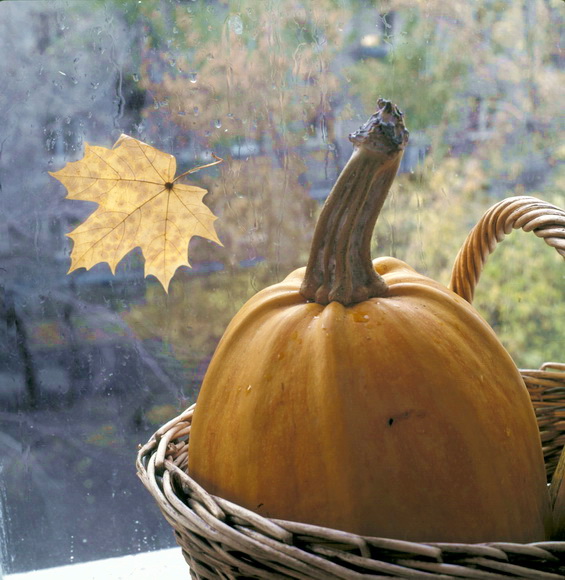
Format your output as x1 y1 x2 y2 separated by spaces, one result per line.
188 100 551 542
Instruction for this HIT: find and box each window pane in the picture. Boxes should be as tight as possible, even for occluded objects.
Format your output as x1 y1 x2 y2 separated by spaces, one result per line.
1 0 563 574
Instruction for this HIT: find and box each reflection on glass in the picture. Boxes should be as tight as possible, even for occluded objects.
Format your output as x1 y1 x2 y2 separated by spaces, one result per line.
0 0 562 573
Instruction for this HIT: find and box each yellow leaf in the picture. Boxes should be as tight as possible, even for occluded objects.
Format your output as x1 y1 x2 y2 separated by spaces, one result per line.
49 134 223 291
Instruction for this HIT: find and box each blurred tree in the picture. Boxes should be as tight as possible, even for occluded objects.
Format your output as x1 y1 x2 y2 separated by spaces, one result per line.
349 0 565 369
123 266 274 373
123 0 354 369
375 158 565 369
121 0 565 372
136 0 353 270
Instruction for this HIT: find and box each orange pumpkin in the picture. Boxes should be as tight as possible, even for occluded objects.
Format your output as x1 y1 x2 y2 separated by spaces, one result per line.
188 100 551 542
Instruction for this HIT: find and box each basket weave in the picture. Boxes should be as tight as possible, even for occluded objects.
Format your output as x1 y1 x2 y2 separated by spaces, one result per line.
137 196 565 578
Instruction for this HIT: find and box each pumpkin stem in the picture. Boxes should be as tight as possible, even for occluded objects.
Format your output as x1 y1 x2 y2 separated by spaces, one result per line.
300 99 409 306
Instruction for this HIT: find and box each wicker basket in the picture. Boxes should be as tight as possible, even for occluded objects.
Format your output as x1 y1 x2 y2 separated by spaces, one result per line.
137 196 565 578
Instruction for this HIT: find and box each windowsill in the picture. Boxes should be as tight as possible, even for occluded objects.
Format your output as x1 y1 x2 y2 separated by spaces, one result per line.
4 548 188 580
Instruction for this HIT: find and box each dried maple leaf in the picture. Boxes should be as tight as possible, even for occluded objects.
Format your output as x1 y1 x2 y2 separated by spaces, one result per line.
50 134 223 291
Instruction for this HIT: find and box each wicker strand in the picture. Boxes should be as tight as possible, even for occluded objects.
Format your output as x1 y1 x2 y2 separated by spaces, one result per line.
449 196 565 303
137 409 565 578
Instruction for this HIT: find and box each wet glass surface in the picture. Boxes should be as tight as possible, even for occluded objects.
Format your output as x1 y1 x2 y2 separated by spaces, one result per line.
0 0 563 574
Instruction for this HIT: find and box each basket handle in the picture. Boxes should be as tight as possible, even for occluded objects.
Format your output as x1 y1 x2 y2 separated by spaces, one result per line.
449 196 565 303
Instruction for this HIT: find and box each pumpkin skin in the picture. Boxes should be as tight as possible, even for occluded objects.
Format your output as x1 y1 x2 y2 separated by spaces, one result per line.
188 256 551 542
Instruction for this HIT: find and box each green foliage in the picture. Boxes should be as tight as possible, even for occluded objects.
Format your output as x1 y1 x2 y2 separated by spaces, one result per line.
374 156 491 283
123 264 278 371
375 156 565 369
474 228 565 369
347 10 468 135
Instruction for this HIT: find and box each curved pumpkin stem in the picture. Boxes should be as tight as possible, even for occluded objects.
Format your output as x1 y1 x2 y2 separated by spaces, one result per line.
300 100 409 306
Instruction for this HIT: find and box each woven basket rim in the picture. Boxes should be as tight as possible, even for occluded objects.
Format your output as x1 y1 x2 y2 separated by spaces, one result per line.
137 365 565 579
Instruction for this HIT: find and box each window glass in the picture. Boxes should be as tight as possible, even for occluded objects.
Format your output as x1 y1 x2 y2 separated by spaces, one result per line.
0 0 563 574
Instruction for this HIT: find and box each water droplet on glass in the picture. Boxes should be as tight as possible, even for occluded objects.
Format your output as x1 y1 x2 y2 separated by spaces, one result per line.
188 72 198 83
229 14 243 35
214 119 222 129
320 116 328 142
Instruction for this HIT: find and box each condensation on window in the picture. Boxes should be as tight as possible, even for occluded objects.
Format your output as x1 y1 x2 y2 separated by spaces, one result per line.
0 0 563 574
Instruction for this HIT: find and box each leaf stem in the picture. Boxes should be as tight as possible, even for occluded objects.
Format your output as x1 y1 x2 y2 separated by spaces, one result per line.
172 154 224 184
